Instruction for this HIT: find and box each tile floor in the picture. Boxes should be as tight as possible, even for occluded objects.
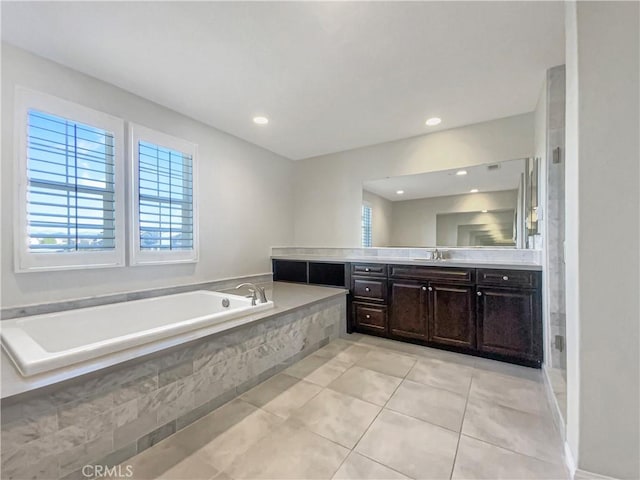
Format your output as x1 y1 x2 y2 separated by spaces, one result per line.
117 334 569 479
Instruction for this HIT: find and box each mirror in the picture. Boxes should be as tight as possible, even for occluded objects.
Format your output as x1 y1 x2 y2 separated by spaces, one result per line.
362 158 538 248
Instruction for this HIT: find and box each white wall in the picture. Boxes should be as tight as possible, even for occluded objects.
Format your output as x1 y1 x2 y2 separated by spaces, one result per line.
564 2 639 478
388 190 518 247
293 113 535 247
362 190 392 247
1 45 295 308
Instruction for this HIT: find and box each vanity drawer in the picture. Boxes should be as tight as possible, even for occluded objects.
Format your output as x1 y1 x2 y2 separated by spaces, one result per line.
389 265 474 284
477 269 538 288
351 263 387 277
352 278 387 302
353 303 387 333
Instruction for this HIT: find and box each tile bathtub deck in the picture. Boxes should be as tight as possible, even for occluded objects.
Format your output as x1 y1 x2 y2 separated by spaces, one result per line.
117 335 568 480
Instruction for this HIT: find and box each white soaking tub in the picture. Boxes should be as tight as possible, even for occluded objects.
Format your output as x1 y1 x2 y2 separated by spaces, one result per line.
1 290 274 377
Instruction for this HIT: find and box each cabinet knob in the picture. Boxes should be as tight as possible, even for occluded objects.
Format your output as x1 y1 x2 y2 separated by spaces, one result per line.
365 268 370 272
502 276 509 281
477 291 482 296
422 286 427 291
366 314 371 319
428 286 433 291
365 287 370 292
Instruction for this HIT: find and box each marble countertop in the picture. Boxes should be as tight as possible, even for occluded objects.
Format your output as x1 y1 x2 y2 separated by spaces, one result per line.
1 282 347 399
271 255 543 271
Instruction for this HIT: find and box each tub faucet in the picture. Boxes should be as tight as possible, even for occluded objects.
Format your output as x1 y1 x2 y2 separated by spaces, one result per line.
235 283 268 305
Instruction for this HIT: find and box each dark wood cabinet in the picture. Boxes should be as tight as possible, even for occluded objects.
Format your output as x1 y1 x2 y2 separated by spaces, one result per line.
358 264 540 367
476 286 541 363
353 303 387 334
273 259 542 368
428 283 476 349
352 278 386 303
388 280 428 340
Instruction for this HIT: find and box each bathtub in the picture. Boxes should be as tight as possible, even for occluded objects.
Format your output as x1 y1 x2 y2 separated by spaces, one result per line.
1 290 274 377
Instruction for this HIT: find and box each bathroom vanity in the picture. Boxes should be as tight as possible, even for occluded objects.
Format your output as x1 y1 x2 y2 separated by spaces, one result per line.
272 257 542 367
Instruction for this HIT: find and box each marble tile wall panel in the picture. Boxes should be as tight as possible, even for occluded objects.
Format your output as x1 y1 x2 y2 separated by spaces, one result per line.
0 297 345 480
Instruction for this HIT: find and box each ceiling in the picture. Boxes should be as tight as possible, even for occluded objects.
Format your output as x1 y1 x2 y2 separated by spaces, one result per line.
1 2 564 160
363 158 525 201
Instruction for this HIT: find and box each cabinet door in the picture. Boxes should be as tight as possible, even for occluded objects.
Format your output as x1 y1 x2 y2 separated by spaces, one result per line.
428 283 476 349
477 287 541 363
389 280 428 340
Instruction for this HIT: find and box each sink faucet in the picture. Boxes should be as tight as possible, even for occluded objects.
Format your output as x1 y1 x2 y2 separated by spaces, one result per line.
235 283 268 306
432 249 440 261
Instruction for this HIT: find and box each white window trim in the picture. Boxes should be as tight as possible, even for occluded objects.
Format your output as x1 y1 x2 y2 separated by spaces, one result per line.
129 123 199 266
14 87 126 273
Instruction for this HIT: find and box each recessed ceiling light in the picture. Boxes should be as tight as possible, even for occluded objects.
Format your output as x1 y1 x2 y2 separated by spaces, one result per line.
470 189 479 193
253 116 269 125
425 117 442 126
481 209 488 213
456 170 467 176
396 190 405 195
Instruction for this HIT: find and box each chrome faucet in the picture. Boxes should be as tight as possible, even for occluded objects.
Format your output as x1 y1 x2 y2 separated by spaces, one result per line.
432 248 440 261
235 283 268 306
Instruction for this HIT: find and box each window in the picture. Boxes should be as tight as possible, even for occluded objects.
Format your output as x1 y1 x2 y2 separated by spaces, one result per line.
15 87 125 272
362 204 372 247
129 123 198 265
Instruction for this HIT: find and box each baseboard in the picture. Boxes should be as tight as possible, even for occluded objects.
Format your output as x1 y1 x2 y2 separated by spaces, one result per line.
574 468 619 480
565 442 576 477
542 365 567 440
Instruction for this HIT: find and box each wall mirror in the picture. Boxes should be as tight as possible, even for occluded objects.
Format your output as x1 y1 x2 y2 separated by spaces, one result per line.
361 158 539 249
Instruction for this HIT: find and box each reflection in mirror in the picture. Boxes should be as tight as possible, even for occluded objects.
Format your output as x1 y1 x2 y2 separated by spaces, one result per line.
362 158 532 248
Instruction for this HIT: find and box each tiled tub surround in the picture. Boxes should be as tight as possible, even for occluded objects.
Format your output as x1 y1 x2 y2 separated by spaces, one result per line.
111 334 568 480
0 284 346 480
271 247 542 270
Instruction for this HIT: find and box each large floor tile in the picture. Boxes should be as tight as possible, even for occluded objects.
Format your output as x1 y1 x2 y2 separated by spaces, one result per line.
332 344 373 364
157 453 220 480
406 357 473 395
328 366 402 406
452 435 568 479
469 370 548 415
225 420 350 479
167 399 258 451
333 452 409 480
240 373 300 406
473 357 544 383
462 398 564 465
291 389 381 448
356 349 416 378
241 373 322 418
386 379 467 432
119 435 218 480
195 406 283 471
355 409 459 479
285 354 352 386
314 338 359 358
